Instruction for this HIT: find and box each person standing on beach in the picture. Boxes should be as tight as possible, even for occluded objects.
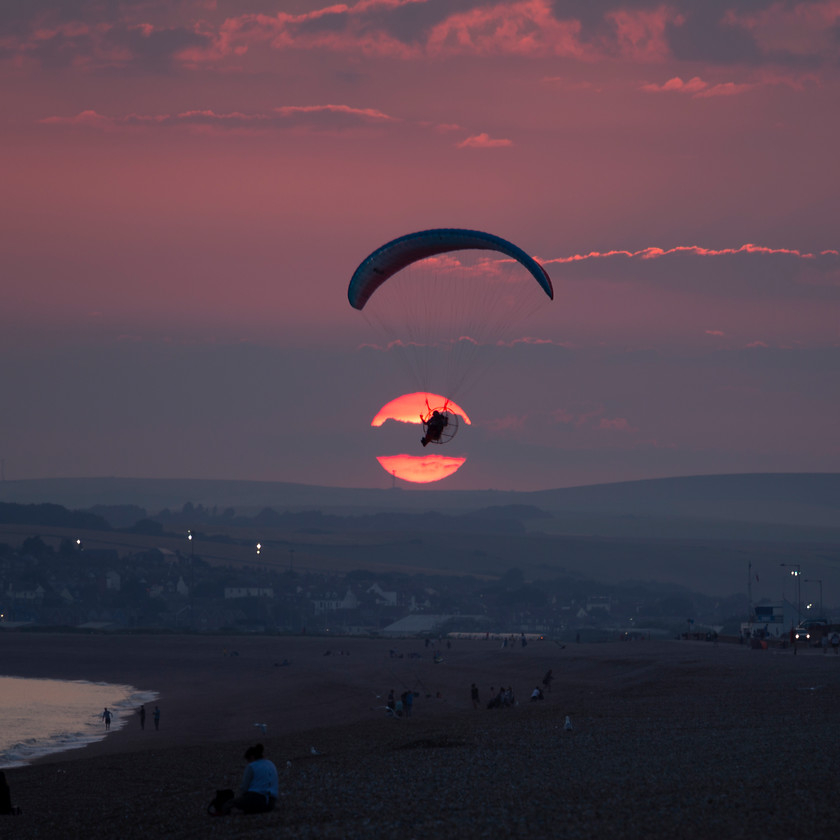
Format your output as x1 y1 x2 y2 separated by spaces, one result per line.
0 771 22 815
153 706 160 730
471 683 480 709
542 670 553 693
138 705 146 730
101 708 112 730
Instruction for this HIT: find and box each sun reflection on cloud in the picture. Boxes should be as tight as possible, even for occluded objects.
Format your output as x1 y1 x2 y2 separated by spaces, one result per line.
371 392 471 426
376 454 466 484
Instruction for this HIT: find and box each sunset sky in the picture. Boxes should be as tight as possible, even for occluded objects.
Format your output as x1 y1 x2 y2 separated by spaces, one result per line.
1 0 838 491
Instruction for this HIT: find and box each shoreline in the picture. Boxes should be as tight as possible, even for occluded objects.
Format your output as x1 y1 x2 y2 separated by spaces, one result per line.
2 633 839 838
0 675 158 769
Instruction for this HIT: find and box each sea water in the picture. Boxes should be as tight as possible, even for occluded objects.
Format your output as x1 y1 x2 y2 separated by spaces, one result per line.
0 676 158 768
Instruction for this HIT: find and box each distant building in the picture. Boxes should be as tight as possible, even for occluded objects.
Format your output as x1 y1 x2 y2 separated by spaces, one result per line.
368 583 397 607
224 586 274 599
382 614 483 636
7 583 46 602
741 600 799 639
312 588 360 614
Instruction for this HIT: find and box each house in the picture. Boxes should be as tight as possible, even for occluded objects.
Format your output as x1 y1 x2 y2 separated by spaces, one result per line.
586 596 611 613
368 583 397 607
312 588 360 615
224 587 274 599
7 583 46 602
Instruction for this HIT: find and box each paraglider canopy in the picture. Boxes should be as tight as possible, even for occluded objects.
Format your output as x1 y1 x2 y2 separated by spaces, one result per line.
348 227 554 424
348 228 553 310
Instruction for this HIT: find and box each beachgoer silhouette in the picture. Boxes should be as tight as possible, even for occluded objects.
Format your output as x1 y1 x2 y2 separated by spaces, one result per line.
153 706 160 730
542 669 553 693
0 770 21 815
101 707 112 730
138 705 146 730
471 683 480 709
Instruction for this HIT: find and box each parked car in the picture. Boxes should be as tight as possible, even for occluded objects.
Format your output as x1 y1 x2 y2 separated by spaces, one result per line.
800 618 828 629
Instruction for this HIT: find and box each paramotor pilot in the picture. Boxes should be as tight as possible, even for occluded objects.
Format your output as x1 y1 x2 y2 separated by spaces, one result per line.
421 411 448 447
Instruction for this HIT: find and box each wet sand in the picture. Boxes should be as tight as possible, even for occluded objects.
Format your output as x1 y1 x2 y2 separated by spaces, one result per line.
2 633 839 838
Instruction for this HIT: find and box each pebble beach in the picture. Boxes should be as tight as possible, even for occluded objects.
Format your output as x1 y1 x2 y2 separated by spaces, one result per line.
2 633 839 839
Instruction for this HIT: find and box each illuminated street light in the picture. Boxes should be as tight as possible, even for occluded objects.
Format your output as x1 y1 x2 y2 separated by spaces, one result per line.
804 578 823 618
256 542 262 556
780 563 802 625
186 530 195 630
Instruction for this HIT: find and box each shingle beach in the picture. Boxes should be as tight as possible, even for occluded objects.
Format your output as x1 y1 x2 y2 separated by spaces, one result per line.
2 633 838 839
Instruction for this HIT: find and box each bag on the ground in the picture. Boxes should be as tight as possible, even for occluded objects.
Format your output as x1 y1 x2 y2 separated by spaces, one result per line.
207 789 234 816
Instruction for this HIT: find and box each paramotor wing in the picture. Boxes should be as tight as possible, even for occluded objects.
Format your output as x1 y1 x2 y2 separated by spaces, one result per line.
348 228 553 310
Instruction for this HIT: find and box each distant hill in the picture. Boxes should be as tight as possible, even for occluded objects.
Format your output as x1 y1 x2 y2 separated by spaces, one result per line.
1 474 838 601
0 473 840 528
0 473 837 532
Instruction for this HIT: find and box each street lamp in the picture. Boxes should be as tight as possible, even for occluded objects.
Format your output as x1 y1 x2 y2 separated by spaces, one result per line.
186 530 195 630
780 563 802 626
804 579 823 618
256 542 262 556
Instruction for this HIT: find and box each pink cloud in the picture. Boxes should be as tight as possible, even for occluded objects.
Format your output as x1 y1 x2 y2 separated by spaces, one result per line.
705 330 725 337
486 414 528 433
597 417 636 432
642 75 754 97
605 5 683 62
724 0 840 58
274 104 396 122
642 75 708 93
38 104 402 134
178 3 426 63
426 0 588 59
457 133 512 148
39 110 116 129
552 407 605 428
545 243 823 266
175 0 683 65
504 336 562 346
695 82 755 98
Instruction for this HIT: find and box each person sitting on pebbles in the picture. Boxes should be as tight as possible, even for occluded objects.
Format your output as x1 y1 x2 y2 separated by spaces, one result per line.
223 743 278 815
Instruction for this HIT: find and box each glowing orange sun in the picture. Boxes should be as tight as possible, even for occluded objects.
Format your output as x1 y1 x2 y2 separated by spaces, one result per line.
373 392 470 484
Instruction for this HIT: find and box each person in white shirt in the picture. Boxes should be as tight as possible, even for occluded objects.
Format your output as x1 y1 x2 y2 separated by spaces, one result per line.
226 743 278 814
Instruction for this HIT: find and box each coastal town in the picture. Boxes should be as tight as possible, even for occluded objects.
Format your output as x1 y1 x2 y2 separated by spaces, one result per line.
0 513 776 641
